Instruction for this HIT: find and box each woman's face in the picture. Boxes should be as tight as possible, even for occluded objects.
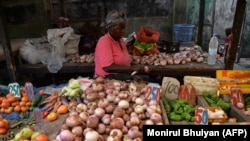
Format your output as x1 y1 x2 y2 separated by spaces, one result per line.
109 22 125 40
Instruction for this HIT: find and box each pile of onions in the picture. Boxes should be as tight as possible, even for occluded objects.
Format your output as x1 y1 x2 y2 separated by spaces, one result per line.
57 77 165 141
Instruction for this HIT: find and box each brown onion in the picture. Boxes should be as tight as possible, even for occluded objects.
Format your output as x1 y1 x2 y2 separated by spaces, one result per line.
71 126 83 137
150 113 162 124
61 123 69 130
86 115 99 128
110 118 124 129
105 89 113 94
68 100 78 112
86 92 99 102
113 107 125 118
60 129 75 141
94 107 105 118
110 129 123 138
74 137 82 141
102 114 111 125
83 128 93 136
123 114 130 122
98 99 109 108
66 115 83 128
95 76 105 84
127 126 139 139
122 126 128 134
85 130 99 141
96 123 106 134
105 104 114 114
79 112 89 122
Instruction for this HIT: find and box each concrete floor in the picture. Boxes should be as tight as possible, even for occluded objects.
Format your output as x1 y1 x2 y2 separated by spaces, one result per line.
233 58 250 70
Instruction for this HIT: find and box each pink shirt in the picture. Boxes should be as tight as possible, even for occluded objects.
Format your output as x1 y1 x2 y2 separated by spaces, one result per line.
94 33 131 76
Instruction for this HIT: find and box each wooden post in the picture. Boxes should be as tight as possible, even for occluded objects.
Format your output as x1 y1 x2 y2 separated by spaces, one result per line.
224 0 246 70
0 1 17 82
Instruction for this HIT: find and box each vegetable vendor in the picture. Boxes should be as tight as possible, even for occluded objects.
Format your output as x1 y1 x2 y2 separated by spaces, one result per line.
94 10 149 80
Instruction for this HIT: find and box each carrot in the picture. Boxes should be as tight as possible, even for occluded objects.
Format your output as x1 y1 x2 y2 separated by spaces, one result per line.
40 95 58 105
53 101 62 112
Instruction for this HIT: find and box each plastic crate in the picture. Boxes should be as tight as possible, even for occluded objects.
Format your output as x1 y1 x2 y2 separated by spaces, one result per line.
174 24 194 45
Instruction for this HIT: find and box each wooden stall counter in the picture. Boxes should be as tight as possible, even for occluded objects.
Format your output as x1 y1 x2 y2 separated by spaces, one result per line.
148 62 224 77
105 62 224 78
18 61 224 78
17 62 95 74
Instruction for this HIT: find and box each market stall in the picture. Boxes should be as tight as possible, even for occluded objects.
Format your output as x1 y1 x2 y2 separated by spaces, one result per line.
1 69 250 140
0 0 249 141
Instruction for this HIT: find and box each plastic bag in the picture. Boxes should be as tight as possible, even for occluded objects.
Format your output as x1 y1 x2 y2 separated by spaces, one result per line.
47 27 80 57
19 39 51 64
136 26 160 43
131 27 160 56
47 47 64 73
64 33 81 56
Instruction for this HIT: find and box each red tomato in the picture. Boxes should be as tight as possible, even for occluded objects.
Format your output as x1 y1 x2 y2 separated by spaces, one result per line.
0 128 7 135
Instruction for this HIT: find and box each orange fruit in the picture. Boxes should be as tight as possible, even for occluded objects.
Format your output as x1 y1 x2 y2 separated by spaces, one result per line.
0 120 7 128
21 96 29 102
2 119 9 129
47 112 58 122
56 105 68 114
0 108 4 113
39 89 45 95
19 101 26 106
21 106 28 113
14 105 21 112
1 101 10 108
4 107 13 114
35 134 49 141
0 128 7 135
6 93 14 98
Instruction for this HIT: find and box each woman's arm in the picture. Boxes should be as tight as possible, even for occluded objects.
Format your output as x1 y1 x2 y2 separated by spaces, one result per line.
103 64 148 74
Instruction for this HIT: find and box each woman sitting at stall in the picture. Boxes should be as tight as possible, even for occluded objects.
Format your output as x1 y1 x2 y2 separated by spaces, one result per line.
94 10 148 80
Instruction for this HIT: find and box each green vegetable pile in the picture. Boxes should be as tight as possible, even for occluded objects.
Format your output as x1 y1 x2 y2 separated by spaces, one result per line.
162 96 196 122
202 91 230 113
244 94 250 109
59 79 82 100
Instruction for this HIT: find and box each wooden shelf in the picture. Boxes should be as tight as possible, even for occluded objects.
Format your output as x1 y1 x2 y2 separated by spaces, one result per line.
17 61 224 79
17 62 95 74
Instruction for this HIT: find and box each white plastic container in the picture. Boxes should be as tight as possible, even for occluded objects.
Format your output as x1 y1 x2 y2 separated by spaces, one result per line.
207 35 218 65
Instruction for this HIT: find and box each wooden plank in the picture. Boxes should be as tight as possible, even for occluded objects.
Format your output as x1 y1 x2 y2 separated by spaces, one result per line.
17 63 95 74
105 62 224 77
197 95 209 107
159 100 169 125
225 0 246 69
18 60 224 78
229 105 250 122
0 1 17 82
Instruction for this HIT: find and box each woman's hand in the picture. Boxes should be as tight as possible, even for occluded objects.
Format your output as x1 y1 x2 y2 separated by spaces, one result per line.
131 65 150 73
144 65 150 73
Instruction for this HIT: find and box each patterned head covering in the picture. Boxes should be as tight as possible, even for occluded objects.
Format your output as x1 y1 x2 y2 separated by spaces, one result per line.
105 10 127 29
